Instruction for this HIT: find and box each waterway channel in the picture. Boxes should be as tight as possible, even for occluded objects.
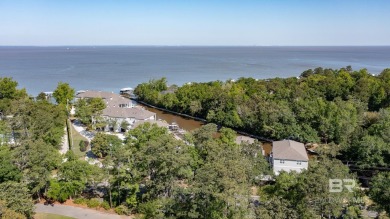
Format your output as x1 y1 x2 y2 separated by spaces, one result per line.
138 102 273 155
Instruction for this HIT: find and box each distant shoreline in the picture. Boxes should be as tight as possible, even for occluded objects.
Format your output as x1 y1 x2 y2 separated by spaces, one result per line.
1 45 390 48
1 46 389 95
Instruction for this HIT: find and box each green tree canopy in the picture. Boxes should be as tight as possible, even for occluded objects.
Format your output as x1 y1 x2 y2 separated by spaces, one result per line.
91 133 122 158
0 182 34 219
369 172 390 214
53 82 75 106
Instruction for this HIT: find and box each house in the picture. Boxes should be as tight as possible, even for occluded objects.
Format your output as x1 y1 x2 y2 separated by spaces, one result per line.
102 106 156 132
76 90 136 108
271 140 309 175
75 90 156 132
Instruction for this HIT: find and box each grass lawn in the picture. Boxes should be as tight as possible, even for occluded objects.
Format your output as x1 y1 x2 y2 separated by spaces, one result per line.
69 121 89 159
34 213 75 219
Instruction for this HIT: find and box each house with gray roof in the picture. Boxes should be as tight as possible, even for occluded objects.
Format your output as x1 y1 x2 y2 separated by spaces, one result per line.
271 140 309 175
76 90 136 108
102 106 156 132
76 90 154 132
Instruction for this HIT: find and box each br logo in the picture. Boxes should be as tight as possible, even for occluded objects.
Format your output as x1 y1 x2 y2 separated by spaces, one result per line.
329 179 356 193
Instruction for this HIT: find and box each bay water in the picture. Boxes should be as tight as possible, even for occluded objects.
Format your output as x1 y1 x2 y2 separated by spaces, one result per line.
0 46 389 95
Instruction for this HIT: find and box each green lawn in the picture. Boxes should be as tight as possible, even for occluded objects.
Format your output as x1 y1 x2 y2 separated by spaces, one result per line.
68 121 89 159
35 213 75 219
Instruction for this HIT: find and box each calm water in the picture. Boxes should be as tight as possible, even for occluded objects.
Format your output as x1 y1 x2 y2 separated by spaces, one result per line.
140 102 273 155
1 46 390 95
141 104 205 131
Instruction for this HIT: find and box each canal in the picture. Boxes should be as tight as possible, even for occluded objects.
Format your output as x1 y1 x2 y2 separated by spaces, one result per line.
138 102 273 156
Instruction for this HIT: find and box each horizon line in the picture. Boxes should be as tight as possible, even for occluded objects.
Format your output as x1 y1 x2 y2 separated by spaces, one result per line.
1 44 390 47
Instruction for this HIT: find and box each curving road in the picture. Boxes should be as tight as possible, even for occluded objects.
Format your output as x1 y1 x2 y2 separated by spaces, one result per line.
35 204 132 219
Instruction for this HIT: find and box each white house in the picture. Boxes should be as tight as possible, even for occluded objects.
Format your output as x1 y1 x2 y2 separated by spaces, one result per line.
271 140 309 175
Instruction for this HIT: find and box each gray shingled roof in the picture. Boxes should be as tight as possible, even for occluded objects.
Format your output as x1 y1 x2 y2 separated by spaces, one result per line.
76 90 115 99
104 96 130 107
76 90 130 107
102 107 156 120
272 140 308 161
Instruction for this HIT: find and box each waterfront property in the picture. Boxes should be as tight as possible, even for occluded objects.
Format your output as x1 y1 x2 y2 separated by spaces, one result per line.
75 90 156 132
102 106 156 132
76 90 136 108
271 140 309 175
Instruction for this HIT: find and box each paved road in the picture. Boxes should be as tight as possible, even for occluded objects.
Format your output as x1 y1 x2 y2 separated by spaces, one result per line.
35 204 132 219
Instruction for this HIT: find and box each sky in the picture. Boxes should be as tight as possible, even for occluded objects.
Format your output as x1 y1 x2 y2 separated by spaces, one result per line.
0 0 389 46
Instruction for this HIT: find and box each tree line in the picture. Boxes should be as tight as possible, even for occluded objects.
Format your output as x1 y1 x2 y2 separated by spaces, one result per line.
134 68 390 169
1 74 390 218
0 78 68 218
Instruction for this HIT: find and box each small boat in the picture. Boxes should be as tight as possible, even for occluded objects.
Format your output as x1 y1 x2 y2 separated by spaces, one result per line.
120 87 134 95
168 122 179 131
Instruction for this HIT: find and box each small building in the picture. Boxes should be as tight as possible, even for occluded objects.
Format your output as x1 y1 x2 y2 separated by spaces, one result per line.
271 140 309 175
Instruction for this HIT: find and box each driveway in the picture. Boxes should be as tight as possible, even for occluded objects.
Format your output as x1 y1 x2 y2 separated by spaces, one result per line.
59 127 69 155
35 204 132 219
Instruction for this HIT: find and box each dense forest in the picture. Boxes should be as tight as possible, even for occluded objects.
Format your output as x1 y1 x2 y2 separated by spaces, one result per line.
1 72 390 218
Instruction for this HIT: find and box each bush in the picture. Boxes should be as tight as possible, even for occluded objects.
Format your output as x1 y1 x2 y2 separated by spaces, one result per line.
100 201 110 210
138 200 164 218
114 205 129 215
73 197 87 205
86 198 100 209
79 140 88 152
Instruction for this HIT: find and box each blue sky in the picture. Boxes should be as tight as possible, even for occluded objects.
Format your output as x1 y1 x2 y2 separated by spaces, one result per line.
0 0 389 46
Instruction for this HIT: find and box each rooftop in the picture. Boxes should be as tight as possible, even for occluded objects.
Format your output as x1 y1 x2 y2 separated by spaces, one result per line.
272 140 308 161
102 107 155 120
76 90 116 99
76 90 131 107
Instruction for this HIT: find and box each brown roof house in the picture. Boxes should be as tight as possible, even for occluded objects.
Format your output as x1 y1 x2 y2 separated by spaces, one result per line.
271 140 309 175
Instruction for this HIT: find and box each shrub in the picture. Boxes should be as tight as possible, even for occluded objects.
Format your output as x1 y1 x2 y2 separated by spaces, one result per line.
100 201 110 210
86 198 100 209
79 140 88 152
114 205 129 215
73 197 87 205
